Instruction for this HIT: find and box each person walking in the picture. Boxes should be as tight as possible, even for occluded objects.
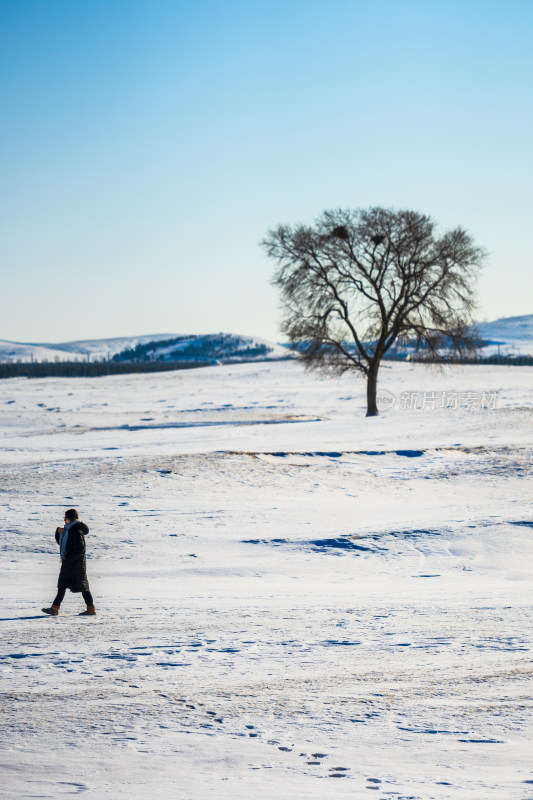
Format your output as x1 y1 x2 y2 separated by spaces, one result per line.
42 508 96 616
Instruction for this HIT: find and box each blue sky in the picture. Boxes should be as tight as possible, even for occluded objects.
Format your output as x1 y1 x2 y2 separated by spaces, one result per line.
1 0 532 343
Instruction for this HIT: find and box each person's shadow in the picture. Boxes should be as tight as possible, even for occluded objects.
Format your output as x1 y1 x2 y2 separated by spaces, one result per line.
0 615 49 621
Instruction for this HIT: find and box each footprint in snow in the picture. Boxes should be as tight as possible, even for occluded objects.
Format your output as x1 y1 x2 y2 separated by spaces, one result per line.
57 782 88 794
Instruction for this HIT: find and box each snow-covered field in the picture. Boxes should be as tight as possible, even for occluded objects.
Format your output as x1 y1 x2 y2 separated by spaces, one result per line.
1 360 532 799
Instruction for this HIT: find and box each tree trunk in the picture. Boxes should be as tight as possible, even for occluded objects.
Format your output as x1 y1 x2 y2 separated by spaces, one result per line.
366 363 379 417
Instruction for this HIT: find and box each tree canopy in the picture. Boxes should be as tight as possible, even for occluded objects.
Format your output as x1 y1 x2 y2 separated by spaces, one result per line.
263 207 486 415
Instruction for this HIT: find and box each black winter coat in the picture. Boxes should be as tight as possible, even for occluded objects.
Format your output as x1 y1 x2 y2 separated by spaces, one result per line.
55 522 90 592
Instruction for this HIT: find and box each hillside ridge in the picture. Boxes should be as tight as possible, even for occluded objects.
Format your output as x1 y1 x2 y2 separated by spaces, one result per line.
1 314 532 362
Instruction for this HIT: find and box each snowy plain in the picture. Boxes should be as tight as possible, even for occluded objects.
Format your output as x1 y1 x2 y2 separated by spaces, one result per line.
0 359 532 799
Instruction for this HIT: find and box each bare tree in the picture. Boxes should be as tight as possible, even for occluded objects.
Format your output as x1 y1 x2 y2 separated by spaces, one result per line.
262 207 485 416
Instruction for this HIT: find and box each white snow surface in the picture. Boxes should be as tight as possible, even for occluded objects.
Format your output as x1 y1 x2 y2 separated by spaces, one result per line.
0 360 532 799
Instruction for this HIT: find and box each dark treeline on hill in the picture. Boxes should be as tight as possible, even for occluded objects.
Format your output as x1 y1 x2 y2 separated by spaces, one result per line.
111 335 190 361
0 361 210 379
0 333 293 378
111 334 273 363
455 354 533 366
1 353 531 380
382 353 533 366
288 341 533 366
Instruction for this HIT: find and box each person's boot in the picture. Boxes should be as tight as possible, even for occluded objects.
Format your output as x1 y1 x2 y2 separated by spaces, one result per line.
79 605 96 616
42 604 60 615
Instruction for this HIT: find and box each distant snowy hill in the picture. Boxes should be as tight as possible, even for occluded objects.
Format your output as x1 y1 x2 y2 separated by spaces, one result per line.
109 334 290 364
474 314 533 357
0 333 290 364
1 315 531 364
45 333 179 359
